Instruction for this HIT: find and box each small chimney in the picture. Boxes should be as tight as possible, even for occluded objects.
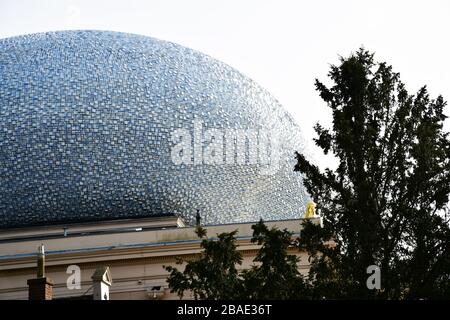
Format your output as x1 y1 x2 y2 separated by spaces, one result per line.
27 244 54 300
91 266 112 300
195 209 201 226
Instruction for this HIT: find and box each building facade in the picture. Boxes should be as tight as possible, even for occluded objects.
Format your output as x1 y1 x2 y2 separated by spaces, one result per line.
0 30 310 228
0 30 315 299
0 217 320 300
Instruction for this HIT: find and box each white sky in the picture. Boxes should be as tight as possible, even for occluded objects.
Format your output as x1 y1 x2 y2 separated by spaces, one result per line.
1 0 449 169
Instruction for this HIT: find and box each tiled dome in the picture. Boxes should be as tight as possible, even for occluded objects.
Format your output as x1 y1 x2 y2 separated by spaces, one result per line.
0 30 309 228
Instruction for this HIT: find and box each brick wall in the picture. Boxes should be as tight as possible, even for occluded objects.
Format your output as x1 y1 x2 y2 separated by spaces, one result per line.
27 277 53 300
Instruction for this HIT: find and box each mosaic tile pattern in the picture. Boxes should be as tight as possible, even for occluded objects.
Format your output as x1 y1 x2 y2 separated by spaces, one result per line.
0 30 309 228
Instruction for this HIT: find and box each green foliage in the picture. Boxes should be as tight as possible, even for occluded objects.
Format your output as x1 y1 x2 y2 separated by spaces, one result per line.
164 49 449 300
164 220 308 299
241 220 308 299
295 48 450 299
164 226 243 300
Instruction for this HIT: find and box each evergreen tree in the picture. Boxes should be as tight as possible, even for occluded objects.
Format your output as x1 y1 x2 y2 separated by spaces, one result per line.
164 226 243 299
164 221 308 299
295 49 450 299
241 220 309 299
165 49 449 300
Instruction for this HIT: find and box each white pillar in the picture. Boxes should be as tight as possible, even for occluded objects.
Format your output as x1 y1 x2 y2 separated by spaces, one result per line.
91 266 112 300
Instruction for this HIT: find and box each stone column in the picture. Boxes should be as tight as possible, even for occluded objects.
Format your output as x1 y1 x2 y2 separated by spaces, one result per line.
92 266 112 300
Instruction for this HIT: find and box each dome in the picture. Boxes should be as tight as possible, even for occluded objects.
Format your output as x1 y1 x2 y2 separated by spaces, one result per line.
0 30 309 228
